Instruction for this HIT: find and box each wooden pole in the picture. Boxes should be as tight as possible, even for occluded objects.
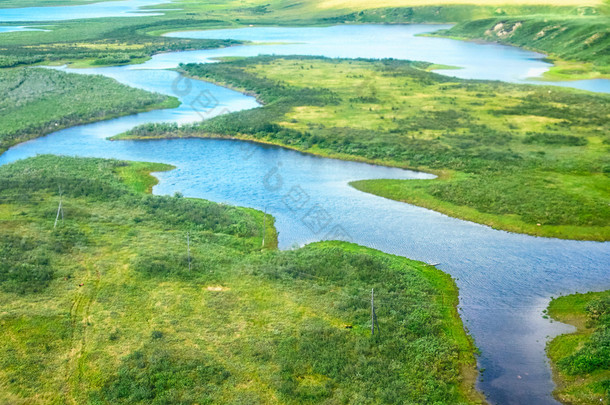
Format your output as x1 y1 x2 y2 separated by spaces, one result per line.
371 288 375 336
371 288 380 336
54 187 63 229
374 305 380 335
262 209 266 248
187 231 191 271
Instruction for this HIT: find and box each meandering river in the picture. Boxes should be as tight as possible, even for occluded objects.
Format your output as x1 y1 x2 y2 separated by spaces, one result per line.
0 5 609 404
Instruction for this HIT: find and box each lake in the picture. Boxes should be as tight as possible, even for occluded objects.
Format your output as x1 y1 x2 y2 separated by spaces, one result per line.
0 17 609 405
164 25 610 93
0 0 168 22
0 25 48 33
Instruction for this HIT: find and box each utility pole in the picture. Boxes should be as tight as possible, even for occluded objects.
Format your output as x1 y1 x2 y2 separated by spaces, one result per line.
54 186 63 229
262 208 266 248
187 231 191 271
371 288 375 336
371 288 380 336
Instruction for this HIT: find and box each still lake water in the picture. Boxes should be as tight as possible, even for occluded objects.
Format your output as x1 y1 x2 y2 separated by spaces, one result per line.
0 25 48 33
0 16 609 405
0 0 167 22
163 25 610 93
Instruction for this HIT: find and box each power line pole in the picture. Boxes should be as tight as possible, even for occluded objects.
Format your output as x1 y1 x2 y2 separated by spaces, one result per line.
262 208 266 248
371 288 380 336
187 231 191 271
54 186 63 229
371 288 375 336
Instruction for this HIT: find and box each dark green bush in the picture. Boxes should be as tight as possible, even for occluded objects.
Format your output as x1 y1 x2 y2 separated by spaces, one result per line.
100 348 230 404
559 296 610 375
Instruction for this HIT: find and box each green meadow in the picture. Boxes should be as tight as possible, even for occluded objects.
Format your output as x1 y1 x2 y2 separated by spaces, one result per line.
547 291 610 404
0 67 178 154
117 56 610 240
435 15 610 79
0 0 609 403
0 155 483 404
0 17 240 69
0 0 607 80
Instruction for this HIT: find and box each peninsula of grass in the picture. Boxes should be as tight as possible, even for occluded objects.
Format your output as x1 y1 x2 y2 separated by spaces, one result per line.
546 291 610 404
0 155 483 404
117 56 610 240
0 16 242 69
0 67 179 155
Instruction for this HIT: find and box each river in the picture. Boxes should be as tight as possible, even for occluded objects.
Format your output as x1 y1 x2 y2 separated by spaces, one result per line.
0 6 609 405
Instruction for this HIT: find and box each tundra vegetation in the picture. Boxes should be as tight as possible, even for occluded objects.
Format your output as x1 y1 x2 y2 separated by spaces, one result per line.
0 0 609 403
0 0 607 78
0 155 483 404
434 15 610 79
117 56 610 240
0 67 178 154
547 291 610 404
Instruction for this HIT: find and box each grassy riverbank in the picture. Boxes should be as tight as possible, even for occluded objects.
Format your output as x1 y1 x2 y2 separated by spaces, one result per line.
161 0 609 82
547 291 610 404
117 56 610 240
0 67 178 155
0 0 607 81
434 16 610 79
0 155 483 404
0 17 241 69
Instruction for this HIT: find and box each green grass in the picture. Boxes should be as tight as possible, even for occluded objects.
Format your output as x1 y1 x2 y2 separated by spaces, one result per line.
163 0 606 25
547 291 610 404
0 17 241 69
0 0 606 76
434 15 610 79
117 56 610 240
0 67 179 155
0 155 483 404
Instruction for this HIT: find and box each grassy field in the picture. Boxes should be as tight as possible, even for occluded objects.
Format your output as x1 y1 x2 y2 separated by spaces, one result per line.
163 0 593 25
315 0 603 9
435 15 610 79
0 17 241 69
117 56 610 240
0 0 607 80
0 155 483 404
547 291 610 404
0 67 178 155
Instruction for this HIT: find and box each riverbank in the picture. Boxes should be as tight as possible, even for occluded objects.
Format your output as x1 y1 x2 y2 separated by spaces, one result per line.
431 16 610 80
350 176 610 241
116 56 610 241
1 0 608 84
0 67 179 155
0 155 483 404
546 291 610 404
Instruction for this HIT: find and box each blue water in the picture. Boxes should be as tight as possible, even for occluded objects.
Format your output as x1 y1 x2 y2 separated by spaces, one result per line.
0 0 168 22
0 25 48 33
0 22 609 405
164 25 610 93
